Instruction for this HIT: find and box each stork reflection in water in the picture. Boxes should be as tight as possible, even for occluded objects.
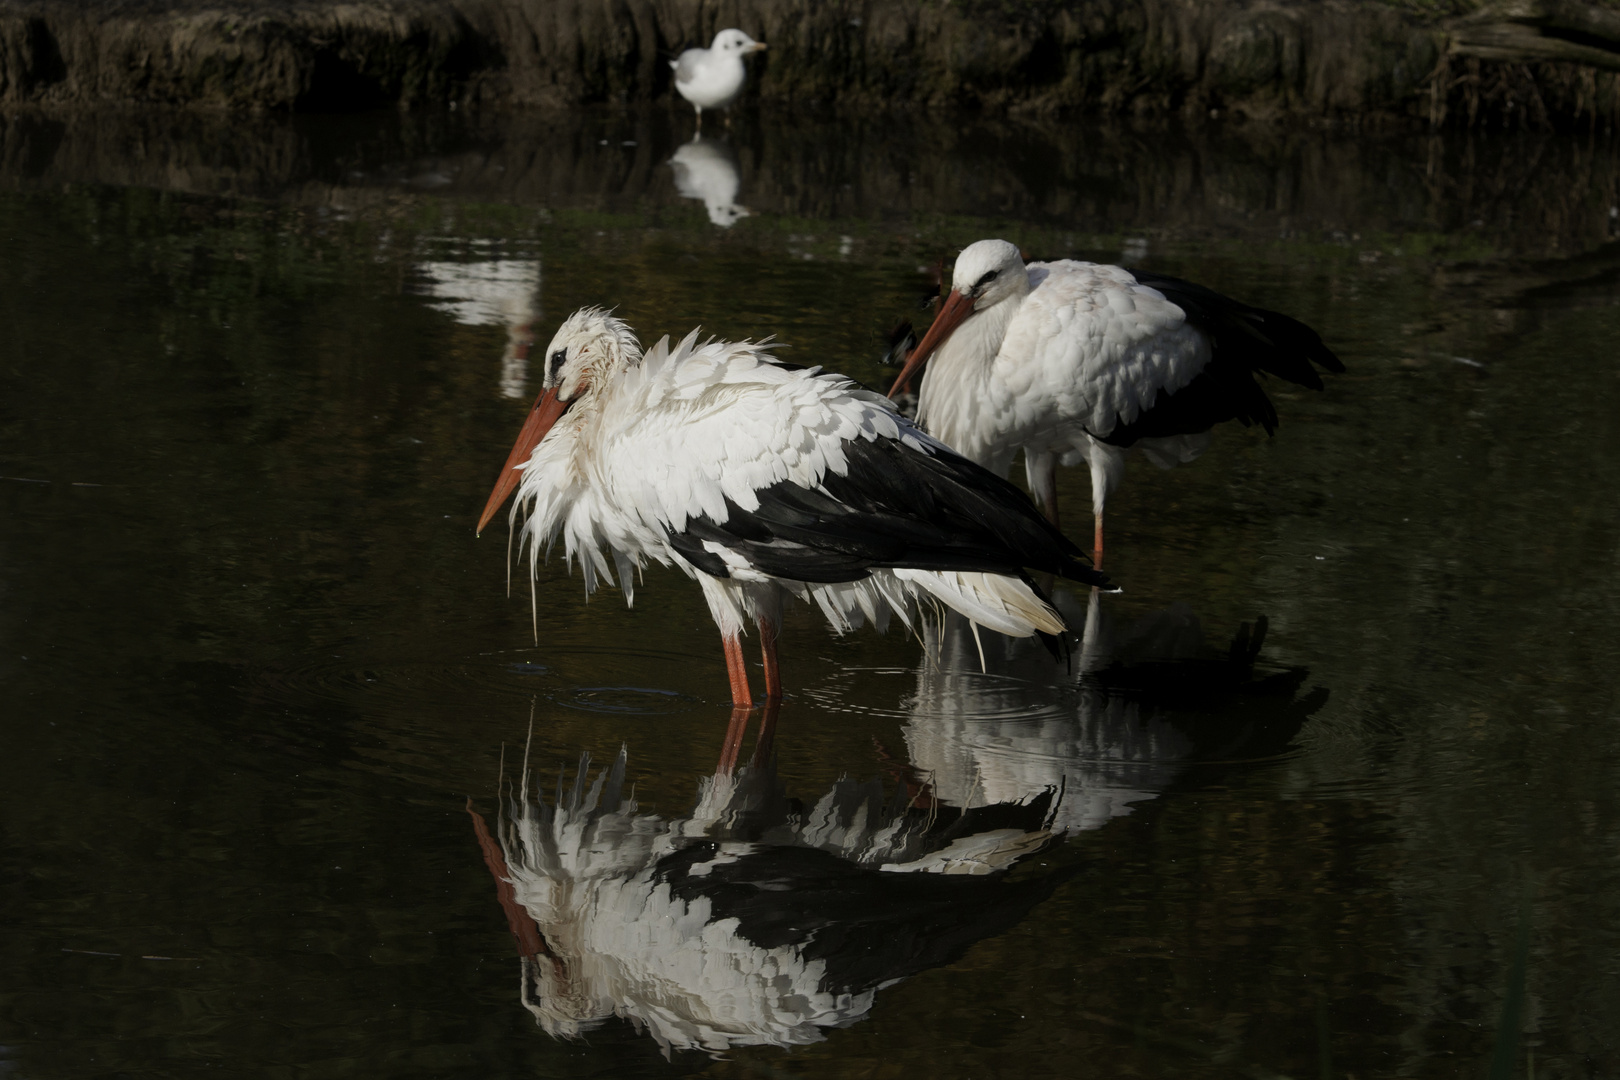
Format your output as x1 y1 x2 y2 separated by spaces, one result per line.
413 255 541 400
467 595 1322 1054
467 734 1068 1055
899 590 1323 834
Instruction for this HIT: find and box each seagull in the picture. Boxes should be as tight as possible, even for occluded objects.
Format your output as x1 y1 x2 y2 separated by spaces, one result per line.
888 239 1343 566
670 29 766 129
477 308 1107 715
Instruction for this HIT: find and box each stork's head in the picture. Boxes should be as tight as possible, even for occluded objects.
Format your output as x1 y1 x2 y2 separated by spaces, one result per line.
888 239 1028 398
709 28 767 56
541 307 642 402
478 308 642 534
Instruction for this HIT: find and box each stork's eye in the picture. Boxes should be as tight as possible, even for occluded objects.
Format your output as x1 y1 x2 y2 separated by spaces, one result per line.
974 269 999 290
548 350 567 381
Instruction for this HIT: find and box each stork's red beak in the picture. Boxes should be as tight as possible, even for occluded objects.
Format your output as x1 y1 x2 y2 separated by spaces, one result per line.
477 386 569 535
887 288 975 398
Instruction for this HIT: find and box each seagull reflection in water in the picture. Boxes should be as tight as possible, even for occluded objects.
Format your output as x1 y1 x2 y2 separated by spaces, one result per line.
669 134 750 228
467 594 1323 1055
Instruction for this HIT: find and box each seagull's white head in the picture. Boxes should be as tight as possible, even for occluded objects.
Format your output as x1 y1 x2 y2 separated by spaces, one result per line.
708 28 767 56
478 307 643 534
888 239 1029 398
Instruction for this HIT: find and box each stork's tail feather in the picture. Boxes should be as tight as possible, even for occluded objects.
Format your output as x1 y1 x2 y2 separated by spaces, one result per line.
893 569 1068 640
1237 308 1344 389
1129 269 1344 389
1058 558 1111 592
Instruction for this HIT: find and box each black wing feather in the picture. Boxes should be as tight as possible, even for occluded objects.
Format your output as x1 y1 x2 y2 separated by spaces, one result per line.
1096 270 1342 447
665 435 1106 590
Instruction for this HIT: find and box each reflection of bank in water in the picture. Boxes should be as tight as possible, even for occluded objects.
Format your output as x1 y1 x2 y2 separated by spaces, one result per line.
411 254 541 399
904 591 1324 834
469 741 1070 1055
668 134 750 228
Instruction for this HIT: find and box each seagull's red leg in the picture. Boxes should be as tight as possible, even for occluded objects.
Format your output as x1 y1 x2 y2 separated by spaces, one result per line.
758 617 782 703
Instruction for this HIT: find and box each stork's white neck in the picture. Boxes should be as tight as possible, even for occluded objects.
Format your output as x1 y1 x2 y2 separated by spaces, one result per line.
913 280 1026 470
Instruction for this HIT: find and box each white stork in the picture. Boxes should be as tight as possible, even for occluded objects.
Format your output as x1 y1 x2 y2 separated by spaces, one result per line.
477 308 1107 713
888 239 1343 565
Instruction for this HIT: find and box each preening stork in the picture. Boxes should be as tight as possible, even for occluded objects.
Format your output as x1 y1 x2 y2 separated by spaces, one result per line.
478 308 1107 714
888 239 1343 565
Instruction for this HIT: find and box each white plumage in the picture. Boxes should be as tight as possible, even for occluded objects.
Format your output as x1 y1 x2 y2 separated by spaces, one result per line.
478 746 1059 1055
478 308 1105 712
413 257 541 399
890 239 1342 564
669 134 750 227
899 592 1319 835
903 592 1198 834
670 29 767 128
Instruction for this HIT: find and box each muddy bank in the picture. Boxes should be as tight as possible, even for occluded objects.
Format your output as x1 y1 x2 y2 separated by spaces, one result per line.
2 0 1620 127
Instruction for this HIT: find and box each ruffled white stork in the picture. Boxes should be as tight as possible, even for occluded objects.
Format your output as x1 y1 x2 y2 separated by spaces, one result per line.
888 239 1343 565
477 308 1106 719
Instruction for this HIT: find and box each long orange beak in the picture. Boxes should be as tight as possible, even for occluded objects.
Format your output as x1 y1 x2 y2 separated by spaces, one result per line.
887 288 975 398
477 387 570 535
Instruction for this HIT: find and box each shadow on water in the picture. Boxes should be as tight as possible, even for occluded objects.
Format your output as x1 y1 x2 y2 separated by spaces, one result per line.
468 594 1321 1057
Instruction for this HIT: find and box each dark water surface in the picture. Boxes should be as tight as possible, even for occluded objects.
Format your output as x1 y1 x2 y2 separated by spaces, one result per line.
2 108 1618 1078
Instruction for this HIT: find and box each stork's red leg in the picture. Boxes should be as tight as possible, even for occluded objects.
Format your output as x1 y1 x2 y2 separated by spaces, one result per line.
717 704 751 775
722 633 753 707
716 634 755 775
758 617 782 702
748 699 781 770
1093 510 1105 572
